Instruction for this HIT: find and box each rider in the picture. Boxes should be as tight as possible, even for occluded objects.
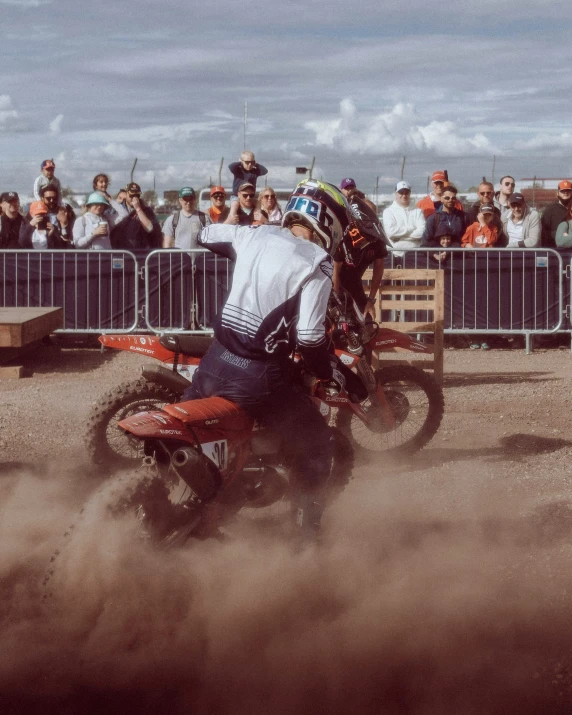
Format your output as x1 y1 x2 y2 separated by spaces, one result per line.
333 187 388 320
184 180 350 541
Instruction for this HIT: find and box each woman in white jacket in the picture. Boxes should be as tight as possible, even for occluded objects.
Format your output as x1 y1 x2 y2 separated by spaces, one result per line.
73 193 115 249
382 181 425 256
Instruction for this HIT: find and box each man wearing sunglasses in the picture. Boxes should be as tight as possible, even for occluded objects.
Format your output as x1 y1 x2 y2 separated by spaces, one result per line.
225 182 268 226
208 186 230 224
466 181 506 244
417 170 462 219
494 176 516 219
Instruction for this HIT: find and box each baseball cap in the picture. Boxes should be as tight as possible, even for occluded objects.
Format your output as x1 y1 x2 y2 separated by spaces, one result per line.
126 182 142 195
558 180 572 191
434 225 453 239
395 181 411 192
210 185 226 196
178 186 195 198
41 159 55 169
29 200 48 216
508 192 525 205
0 191 19 203
340 178 356 190
480 204 494 213
238 182 255 192
431 171 446 182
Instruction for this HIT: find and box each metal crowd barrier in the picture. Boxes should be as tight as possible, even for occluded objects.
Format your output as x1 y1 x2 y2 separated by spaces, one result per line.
0 249 139 333
143 249 231 334
0 248 569 351
384 248 566 352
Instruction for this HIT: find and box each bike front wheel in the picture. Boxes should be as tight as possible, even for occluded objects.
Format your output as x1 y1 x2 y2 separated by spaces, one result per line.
334 365 444 456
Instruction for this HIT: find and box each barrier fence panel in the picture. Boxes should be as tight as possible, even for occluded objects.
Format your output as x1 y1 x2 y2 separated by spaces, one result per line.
0 250 139 333
144 249 232 334
384 248 564 336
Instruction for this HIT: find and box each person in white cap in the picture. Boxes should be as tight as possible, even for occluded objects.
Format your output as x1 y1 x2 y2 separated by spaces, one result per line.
382 181 426 255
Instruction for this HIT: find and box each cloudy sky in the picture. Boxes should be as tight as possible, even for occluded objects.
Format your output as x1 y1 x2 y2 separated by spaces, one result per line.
1 0 570 198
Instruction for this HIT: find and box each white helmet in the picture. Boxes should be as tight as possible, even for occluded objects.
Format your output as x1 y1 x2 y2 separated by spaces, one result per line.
282 179 350 255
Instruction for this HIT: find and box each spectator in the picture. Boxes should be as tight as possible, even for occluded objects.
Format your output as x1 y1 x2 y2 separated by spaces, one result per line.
0 191 23 249
541 180 572 249
339 179 376 211
430 227 453 266
91 173 128 225
417 170 462 218
228 151 268 197
258 187 283 222
19 200 66 250
555 203 572 248
421 184 466 248
466 181 506 245
162 187 211 249
382 181 425 254
72 193 116 249
19 184 71 247
33 159 62 204
494 176 515 219
227 151 268 223
501 192 541 248
58 202 76 246
112 182 162 250
225 183 268 226
461 204 499 248
207 186 230 224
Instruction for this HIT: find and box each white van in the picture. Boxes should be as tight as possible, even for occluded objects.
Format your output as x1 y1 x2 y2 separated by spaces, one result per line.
198 187 294 213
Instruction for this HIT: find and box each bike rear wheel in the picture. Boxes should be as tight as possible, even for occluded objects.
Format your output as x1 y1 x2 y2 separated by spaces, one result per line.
85 378 180 469
334 365 444 456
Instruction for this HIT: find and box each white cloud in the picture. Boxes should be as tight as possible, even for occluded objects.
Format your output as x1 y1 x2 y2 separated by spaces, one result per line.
305 99 495 156
0 0 51 5
49 114 64 134
0 95 22 132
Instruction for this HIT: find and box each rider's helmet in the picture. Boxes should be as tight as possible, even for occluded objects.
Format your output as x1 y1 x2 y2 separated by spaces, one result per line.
85 192 111 207
281 179 350 255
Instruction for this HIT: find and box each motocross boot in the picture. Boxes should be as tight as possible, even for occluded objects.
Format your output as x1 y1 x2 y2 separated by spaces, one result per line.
291 490 324 544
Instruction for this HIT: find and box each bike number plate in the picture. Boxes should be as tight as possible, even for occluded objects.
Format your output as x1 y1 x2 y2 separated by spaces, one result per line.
201 440 228 470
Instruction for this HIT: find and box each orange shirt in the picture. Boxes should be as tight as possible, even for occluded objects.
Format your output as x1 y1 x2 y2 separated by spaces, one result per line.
417 194 463 219
209 206 229 224
461 222 498 248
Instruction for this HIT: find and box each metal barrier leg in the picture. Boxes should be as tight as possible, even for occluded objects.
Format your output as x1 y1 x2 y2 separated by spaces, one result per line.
525 333 533 355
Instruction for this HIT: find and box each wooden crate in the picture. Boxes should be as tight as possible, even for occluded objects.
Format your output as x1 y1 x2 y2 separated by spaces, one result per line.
362 268 444 384
0 307 63 348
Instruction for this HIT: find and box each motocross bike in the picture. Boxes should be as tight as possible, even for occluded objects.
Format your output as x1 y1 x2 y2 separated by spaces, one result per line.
81 302 441 544
86 293 443 468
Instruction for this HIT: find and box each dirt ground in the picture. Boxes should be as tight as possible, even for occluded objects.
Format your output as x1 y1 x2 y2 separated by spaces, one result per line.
2 340 572 714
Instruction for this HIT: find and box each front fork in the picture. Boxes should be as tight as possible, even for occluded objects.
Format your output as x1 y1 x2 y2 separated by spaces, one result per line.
355 357 397 430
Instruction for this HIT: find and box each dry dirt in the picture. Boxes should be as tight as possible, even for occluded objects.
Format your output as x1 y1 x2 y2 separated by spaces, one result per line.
1 340 572 714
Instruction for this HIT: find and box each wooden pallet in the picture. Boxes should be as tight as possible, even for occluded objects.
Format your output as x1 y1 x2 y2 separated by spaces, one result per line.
0 307 63 378
362 268 444 385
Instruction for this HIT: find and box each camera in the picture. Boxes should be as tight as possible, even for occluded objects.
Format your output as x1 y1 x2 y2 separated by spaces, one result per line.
36 218 47 230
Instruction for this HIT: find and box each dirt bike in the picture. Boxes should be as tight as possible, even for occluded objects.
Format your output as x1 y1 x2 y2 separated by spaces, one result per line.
86 292 444 467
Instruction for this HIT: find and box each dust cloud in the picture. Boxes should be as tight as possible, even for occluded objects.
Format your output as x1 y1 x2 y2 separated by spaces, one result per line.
2 460 572 715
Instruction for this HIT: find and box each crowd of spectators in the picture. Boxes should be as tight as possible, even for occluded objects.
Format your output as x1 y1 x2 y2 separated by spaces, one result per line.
2 156 572 257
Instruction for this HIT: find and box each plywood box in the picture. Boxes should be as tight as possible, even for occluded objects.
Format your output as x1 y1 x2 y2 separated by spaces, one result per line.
0 307 63 348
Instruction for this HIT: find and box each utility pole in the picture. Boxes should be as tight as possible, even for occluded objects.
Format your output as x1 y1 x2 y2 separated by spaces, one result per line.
308 156 315 180
218 157 224 186
375 175 379 209
491 155 496 185
130 158 138 183
400 156 406 180
243 101 247 151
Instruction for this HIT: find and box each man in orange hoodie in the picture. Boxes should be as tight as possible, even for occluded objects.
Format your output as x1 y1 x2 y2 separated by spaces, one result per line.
417 170 463 218
461 204 499 247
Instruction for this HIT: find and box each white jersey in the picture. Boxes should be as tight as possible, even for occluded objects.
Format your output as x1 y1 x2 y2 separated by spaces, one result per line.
198 223 333 379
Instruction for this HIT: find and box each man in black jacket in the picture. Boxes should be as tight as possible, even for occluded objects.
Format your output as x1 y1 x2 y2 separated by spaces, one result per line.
0 192 23 248
541 180 572 248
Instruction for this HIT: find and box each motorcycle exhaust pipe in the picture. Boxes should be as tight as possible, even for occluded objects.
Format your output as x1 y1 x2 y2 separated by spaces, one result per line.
170 447 222 502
